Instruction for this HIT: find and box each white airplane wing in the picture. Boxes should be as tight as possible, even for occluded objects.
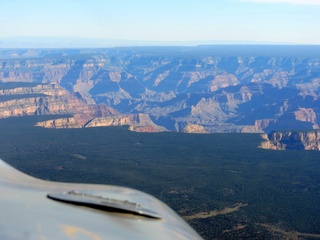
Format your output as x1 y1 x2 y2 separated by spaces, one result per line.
0 159 202 239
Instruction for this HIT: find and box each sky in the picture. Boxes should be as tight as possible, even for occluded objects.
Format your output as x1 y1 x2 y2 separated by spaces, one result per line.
0 0 320 45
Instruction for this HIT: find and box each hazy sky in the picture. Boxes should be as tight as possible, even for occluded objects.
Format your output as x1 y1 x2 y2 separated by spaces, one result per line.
1 0 320 44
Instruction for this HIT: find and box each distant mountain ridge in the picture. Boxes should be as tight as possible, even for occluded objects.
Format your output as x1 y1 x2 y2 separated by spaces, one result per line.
0 37 296 48
0 46 320 133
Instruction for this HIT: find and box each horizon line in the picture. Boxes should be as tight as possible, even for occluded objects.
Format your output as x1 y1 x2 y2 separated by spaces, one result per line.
1 36 319 47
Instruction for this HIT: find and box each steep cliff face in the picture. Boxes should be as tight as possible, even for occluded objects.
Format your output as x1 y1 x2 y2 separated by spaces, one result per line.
0 83 116 127
0 83 120 118
260 131 320 150
0 84 80 118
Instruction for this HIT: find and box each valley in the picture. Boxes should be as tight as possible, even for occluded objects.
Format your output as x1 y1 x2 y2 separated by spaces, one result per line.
1 46 320 134
1 46 320 239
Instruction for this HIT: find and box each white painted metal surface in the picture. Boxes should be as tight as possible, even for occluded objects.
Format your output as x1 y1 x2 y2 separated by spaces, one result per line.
0 159 202 240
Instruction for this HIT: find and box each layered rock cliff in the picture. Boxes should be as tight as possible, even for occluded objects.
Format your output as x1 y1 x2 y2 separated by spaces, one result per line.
35 117 80 128
0 82 163 131
0 83 116 120
260 131 320 150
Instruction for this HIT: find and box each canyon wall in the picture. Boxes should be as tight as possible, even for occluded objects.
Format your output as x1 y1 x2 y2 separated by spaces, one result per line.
0 82 164 131
260 131 320 150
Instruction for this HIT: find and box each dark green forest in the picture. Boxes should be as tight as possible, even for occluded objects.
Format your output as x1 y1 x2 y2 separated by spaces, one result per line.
1 116 320 239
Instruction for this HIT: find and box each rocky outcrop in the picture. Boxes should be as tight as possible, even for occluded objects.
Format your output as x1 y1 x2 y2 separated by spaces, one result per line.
294 108 317 123
181 123 208 133
128 125 166 132
260 131 320 150
72 105 118 127
35 117 80 128
85 113 167 132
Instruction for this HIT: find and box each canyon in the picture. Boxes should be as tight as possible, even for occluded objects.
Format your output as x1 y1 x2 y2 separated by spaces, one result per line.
0 46 320 135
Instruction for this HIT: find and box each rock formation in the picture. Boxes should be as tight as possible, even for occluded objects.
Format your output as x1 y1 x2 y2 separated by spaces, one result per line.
181 123 208 133
0 83 116 120
35 117 79 128
260 131 320 150
84 113 167 132
0 82 162 131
